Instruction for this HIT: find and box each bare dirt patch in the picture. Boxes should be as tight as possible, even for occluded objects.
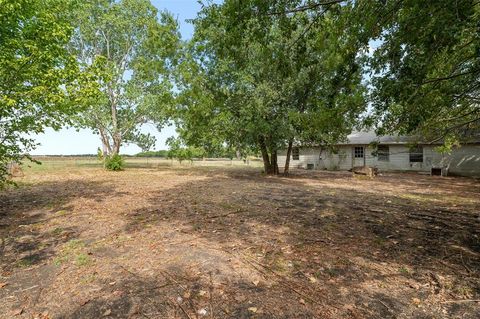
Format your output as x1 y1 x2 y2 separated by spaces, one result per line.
1 166 479 318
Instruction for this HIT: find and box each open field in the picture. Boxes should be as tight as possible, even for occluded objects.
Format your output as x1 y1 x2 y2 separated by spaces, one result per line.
24 157 264 172
0 163 479 318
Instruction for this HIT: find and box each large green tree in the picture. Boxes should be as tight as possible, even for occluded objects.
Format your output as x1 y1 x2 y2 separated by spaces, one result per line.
0 0 78 185
365 0 479 147
237 0 479 148
175 0 367 174
70 0 180 156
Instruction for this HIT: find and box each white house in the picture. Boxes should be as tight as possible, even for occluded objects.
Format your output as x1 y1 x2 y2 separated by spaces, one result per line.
277 131 480 177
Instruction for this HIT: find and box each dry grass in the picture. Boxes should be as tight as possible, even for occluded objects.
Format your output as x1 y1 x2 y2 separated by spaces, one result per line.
0 163 479 318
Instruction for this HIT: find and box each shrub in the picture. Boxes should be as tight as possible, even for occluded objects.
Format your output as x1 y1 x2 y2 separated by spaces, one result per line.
104 154 124 171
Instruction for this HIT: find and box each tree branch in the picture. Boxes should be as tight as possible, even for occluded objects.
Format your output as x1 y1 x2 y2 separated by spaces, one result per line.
286 4 332 51
269 0 344 15
420 68 480 85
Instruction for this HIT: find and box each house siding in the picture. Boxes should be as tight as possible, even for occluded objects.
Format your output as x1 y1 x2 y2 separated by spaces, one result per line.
277 147 320 170
363 145 444 172
319 147 352 170
278 144 480 177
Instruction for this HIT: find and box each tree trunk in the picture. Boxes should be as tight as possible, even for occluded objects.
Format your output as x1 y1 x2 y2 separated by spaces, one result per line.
112 135 121 156
259 142 273 174
99 128 112 156
318 145 324 170
271 150 279 175
258 136 278 175
284 139 293 176
109 79 121 156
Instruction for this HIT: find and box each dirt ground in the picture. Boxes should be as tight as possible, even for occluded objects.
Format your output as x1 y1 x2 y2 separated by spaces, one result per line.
0 164 479 318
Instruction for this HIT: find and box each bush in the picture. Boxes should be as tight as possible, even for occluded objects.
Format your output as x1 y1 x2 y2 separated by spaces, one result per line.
104 154 124 171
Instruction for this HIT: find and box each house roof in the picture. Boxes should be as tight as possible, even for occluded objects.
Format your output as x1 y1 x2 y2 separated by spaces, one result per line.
338 131 418 145
293 131 480 147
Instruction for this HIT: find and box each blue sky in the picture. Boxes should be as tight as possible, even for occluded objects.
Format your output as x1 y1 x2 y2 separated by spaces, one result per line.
32 0 221 155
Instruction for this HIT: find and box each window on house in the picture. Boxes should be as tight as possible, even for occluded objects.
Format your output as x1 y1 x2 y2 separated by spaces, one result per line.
292 147 300 160
409 146 423 162
354 146 364 158
377 145 389 161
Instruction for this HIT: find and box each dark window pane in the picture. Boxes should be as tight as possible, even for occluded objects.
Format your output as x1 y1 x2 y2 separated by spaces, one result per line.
409 146 423 163
354 147 364 158
292 147 299 160
378 145 389 161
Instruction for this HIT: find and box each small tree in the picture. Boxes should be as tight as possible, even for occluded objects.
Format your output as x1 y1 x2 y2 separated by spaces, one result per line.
167 137 205 163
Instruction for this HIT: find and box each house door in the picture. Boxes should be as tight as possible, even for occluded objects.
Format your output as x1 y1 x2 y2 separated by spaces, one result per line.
353 146 365 167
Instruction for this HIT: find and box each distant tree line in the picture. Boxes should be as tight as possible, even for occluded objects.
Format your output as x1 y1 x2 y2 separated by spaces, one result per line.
135 150 170 158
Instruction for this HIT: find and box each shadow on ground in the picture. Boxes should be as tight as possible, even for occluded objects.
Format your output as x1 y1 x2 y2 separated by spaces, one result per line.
0 180 114 271
1 169 479 319
120 170 480 318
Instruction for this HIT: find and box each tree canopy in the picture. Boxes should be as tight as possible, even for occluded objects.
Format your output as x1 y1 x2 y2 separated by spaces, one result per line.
0 0 78 185
366 0 480 149
282 0 480 148
174 0 369 174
